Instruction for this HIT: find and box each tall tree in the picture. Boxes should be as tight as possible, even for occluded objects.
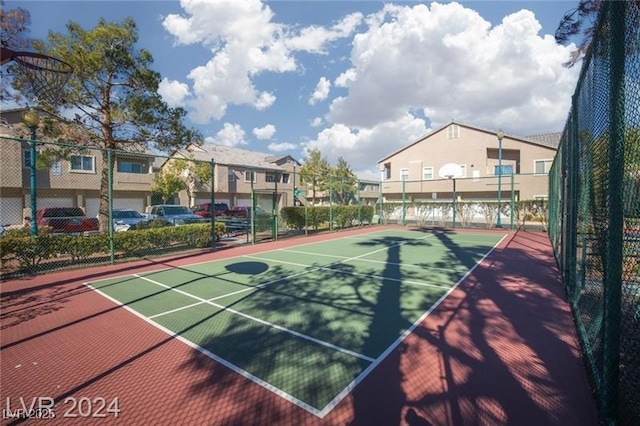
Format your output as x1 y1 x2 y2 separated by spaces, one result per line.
331 156 356 205
300 148 330 205
32 18 201 231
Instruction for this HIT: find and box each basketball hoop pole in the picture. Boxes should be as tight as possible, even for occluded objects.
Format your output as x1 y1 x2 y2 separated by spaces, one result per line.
451 177 456 228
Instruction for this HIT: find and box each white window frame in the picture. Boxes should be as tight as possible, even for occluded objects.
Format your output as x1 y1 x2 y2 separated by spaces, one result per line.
244 170 257 183
447 124 460 139
400 168 409 181
533 159 553 175
458 164 467 178
70 155 95 173
282 173 290 184
422 166 434 180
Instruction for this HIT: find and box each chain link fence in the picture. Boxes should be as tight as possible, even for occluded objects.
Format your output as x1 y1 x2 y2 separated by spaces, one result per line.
377 175 549 230
548 2 640 424
0 138 226 278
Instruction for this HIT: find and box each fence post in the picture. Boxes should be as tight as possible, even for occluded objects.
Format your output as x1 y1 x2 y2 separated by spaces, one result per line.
402 178 406 226
108 148 115 264
510 173 515 230
602 1 625 422
210 159 216 250
329 175 333 231
250 172 255 244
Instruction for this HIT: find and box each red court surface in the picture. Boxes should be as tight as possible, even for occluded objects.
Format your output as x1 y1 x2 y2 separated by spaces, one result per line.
0 226 599 425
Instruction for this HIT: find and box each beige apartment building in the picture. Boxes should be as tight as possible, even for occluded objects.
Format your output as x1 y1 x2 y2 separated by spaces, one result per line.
171 144 301 211
0 108 302 226
0 107 159 226
378 121 560 204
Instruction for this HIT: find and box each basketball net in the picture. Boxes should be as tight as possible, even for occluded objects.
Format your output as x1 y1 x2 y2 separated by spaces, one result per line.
2 47 73 106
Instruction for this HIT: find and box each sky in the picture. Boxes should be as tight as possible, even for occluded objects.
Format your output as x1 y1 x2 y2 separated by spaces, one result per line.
7 0 582 175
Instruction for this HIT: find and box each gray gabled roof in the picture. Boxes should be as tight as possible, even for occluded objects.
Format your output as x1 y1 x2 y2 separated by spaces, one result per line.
521 132 562 149
179 143 288 171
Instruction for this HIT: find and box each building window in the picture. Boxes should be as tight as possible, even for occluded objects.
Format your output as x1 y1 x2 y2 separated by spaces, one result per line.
459 164 467 177
244 170 256 182
117 160 146 174
447 124 460 139
494 164 513 176
400 168 409 181
70 155 95 173
265 172 277 183
228 169 236 181
282 173 290 184
534 159 553 174
422 167 434 180
23 150 31 168
382 163 391 180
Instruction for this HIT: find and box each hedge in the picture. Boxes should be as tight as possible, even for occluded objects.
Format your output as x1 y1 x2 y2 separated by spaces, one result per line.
280 205 374 230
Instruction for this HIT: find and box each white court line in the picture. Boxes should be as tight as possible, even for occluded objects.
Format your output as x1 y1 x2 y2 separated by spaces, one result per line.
148 265 335 319
133 274 375 363
243 255 451 290
145 231 437 321
316 233 509 417
84 283 326 417
281 249 460 273
84 228 396 287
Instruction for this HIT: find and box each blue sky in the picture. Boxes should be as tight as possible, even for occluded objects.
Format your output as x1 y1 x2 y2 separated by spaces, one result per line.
8 0 582 175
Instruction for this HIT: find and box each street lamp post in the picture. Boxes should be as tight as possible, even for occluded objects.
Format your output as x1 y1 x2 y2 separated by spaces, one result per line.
23 108 40 236
496 129 505 228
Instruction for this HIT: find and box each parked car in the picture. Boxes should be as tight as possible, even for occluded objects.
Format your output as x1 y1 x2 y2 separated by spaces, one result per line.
147 205 206 226
192 202 230 218
111 209 148 232
226 205 266 218
26 207 99 235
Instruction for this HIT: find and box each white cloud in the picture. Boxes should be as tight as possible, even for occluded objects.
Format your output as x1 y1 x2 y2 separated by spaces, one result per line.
304 113 429 171
285 12 363 53
268 142 298 152
158 78 190 108
309 77 331 105
206 123 246 147
327 3 579 135
163 1 360 123
253 124 276 140
310 117 323 127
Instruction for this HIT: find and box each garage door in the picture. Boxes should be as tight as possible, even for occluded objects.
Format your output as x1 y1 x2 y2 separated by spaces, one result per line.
0 197 22 226
38 197 74 209
113 198 144 212
85 198 100 217
86 198 146 216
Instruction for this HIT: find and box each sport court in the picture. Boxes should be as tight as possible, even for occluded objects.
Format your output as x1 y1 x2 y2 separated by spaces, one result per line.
86 228 505 417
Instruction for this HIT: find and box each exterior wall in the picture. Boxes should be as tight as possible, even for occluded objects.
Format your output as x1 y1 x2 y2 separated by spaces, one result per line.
379 124 556 201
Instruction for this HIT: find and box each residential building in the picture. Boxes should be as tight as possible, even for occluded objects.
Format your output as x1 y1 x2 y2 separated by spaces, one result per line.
0 107 158 226
171 144 301 211
378 121 560 203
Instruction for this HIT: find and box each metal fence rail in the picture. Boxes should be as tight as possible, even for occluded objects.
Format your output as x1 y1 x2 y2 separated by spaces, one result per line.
548 2 640 425
377 174 549 230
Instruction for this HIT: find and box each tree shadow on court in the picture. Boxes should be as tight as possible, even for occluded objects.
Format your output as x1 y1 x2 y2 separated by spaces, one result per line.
393 230 597 425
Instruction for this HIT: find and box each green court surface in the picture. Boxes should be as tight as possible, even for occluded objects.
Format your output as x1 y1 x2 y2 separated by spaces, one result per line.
87 229 505 416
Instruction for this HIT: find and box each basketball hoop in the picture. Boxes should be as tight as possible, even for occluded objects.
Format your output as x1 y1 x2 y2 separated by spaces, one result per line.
438 163 464 180
1 47 73 106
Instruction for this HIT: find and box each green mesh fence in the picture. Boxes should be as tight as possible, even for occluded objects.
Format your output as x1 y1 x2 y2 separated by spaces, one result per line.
375 175 549 231
548 2 640 425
